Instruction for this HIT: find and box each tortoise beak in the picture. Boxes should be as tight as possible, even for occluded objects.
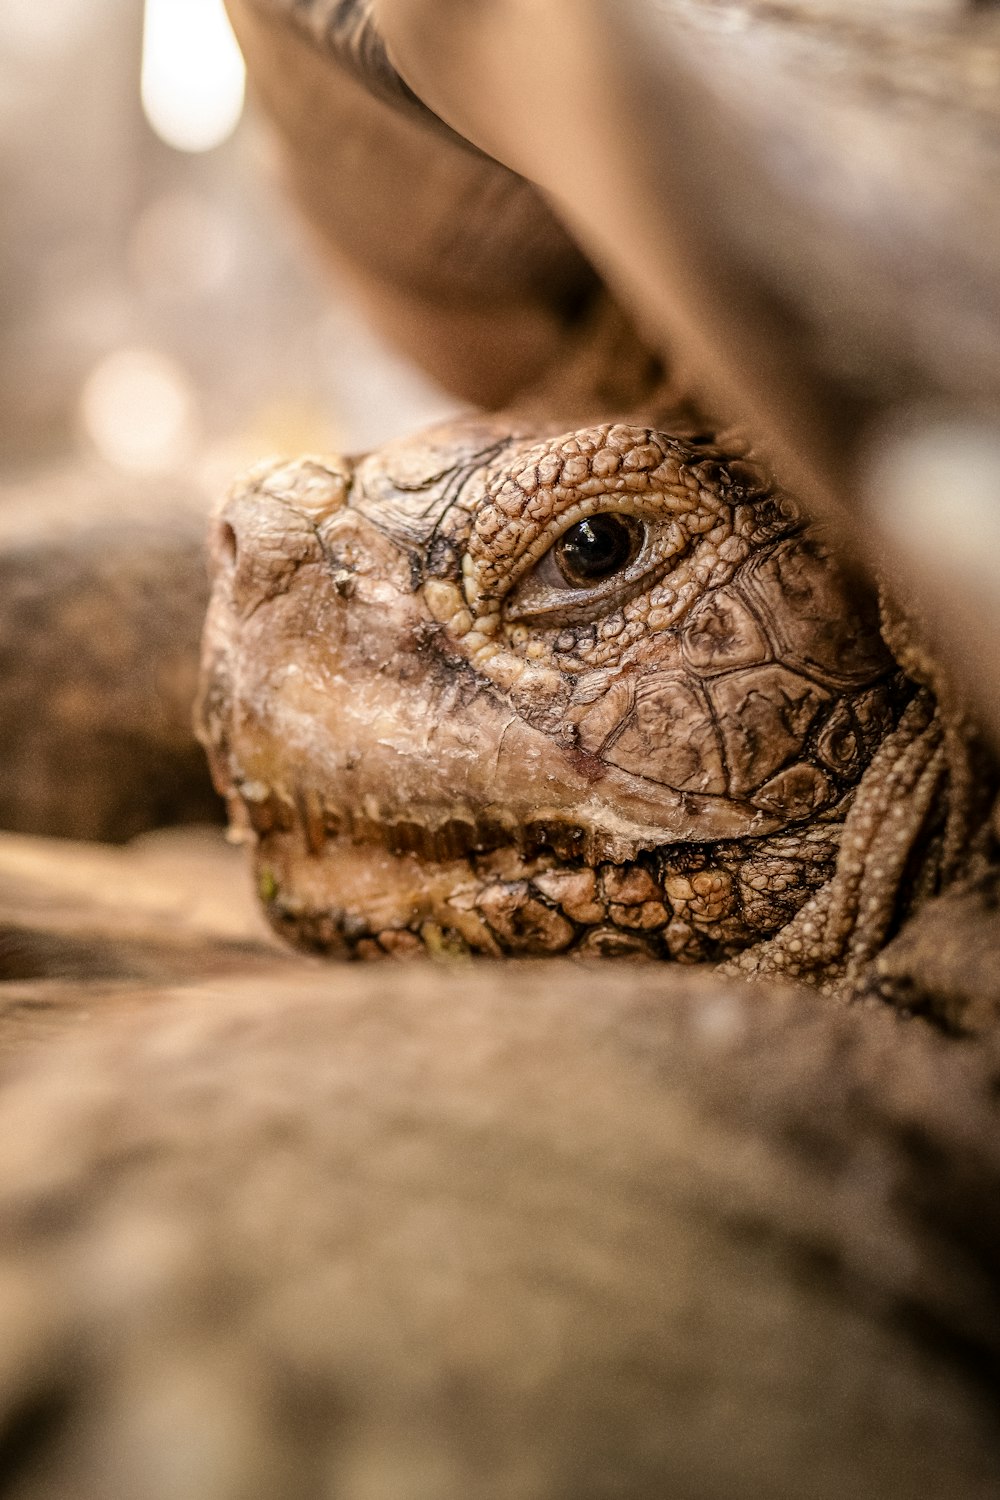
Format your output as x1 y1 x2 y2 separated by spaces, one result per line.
208 458 352 620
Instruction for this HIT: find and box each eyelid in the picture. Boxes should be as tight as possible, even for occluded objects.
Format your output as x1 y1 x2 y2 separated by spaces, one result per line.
504 519 675 625
467 494 673 611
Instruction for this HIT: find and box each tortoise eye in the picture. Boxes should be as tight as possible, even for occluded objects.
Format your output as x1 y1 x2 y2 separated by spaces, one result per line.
554 515 644 588
502 510 653 624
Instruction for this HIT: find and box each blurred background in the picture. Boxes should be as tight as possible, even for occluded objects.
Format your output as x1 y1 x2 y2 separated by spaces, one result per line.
0 0 459 842
0 0 458 478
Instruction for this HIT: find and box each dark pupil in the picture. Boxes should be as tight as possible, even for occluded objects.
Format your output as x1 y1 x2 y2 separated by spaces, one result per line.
555 515 638 586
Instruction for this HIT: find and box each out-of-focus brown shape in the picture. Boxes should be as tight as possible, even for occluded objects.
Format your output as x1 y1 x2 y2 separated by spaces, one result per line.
225 0 652 411
0 826 277 1026
0 470 222 842
0 954 998 1496
380 0 1000 491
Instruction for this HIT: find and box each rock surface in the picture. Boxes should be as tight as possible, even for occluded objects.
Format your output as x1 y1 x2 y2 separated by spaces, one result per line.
0 938 999 1498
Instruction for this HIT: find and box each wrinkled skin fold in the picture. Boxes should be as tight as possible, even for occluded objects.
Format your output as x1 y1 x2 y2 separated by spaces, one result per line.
197 418 983 987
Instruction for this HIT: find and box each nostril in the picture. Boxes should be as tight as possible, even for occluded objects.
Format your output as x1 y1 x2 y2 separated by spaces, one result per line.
217 521 238 566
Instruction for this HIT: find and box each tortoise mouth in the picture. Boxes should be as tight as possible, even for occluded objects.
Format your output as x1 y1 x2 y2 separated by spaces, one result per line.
228 781 847 964
230 776 621 866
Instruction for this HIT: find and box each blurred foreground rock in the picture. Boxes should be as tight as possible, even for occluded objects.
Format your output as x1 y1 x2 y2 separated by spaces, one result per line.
0 826 281 1050
0 828 999 1497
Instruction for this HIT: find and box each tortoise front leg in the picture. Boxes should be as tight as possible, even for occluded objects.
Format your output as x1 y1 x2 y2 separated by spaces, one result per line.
225 0 656 412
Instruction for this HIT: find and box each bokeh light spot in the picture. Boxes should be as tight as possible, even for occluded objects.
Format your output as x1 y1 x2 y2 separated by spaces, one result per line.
141 0 245 154
80 348 198 473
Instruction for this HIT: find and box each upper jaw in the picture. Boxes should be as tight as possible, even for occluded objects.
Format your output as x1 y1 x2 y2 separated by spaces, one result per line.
202 582 787 867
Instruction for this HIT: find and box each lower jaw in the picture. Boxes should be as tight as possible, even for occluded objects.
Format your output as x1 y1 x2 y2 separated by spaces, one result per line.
249 821 842 964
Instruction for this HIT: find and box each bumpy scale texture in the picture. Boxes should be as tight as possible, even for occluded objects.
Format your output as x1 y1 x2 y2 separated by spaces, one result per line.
197 420 982 989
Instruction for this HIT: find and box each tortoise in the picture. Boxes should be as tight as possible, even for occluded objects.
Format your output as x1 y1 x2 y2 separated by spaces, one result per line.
190 0 1000 1013
196 415 990 992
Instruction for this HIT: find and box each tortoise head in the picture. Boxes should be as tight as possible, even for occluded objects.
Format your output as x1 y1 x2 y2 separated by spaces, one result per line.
196 419 906 961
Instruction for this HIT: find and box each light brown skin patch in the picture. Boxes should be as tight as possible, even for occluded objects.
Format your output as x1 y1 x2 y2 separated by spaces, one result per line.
196 419 970 984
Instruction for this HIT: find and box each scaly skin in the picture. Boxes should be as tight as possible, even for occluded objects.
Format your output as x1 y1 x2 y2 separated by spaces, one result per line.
196 418 980 985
